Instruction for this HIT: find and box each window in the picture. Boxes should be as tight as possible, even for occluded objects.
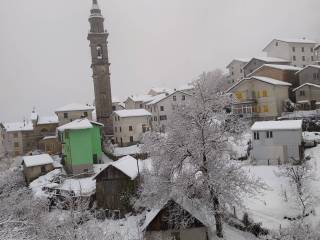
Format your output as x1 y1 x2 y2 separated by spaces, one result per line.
262 90 268 97
160 115 167 121
300 90 305 96
235 91 243 100
266 131 273 138
292 46 295 52
130 136 134 142
311 47 314 52
254 132 260 140
311 56 314 61
13 133 18 138
301 47 305 52
302 56 306 61
119 127 122 132
40 166 46 173
63 112 68 119
96 45 103 59
139 104 143 108
160 106 164 111
293 56 296 61
182 95 186 101
314 73 317 80
93 154 98 164
112 106 116 111
154 116 157 121
275 41 279 46
114 116 117 122
83 112 88 117
263 105 269 112
171 232 180 240
173 95 177 101
129 126 133 131
14 142 19 147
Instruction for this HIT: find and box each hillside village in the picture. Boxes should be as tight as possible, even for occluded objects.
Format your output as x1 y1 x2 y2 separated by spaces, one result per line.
1 1 320 240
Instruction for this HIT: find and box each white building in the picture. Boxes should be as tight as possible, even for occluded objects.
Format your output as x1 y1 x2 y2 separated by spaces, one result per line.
148 87 172 96
226 58 250 84
124 95 155 109
113 109 152 147
112 98 125 111
55 103 95 125
251 120 303 165
263 38 318 68
146 90 191 132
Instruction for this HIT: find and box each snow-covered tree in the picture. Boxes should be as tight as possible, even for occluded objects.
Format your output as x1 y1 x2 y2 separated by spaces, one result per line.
137 73 264 238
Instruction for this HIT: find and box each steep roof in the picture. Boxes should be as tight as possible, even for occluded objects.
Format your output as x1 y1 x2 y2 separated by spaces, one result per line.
127 95 155 103
260 64 301 71
4 121 34 132
243 57 290 70
57 118 102 131
293 83 320 92
251 120 302 131
113 109 151 118
146 90 192 106
55 103 94 113
37 115 59 125
23 154 54 167
227 76 291 92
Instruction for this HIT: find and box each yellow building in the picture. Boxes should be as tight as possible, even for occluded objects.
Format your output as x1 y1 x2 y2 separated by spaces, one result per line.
227 76 291 120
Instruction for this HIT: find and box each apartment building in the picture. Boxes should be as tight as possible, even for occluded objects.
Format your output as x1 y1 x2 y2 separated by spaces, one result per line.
226 58 250 84
227 76 291 120
113 109 152 147
297 65 320 85
55 103 94 125
293 83 320 110
145 90 191 132
243 57 290 77
124 95 155 109
263 38 318 68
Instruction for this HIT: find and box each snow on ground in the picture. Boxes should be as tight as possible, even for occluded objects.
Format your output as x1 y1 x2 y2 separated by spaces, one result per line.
29 169 61 198
243 144 320 231
303 131 320 143
113 144 142 157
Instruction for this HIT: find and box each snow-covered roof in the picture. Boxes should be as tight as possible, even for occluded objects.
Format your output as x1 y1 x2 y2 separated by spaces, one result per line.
57 118 93 131
146 93 168 105
263 38 318 52
38 115 59 125
296 65 320 75
293 83 320 92
177 84 194 92
257 64 302 72
127 95 155 103
111 155 140 180
113 109 151 118
4 121 34 132
226 58 251 68
113 144 142 157
251 120 302 131
55 103 95 112
42 136 57 140
58 177 96 196
23 154 54 167
252 56 289 63
227 76 291 92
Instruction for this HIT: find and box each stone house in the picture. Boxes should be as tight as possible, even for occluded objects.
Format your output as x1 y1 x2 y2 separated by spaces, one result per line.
145 90 191 132
248 64 302 101
58 118 103 175
113 109 152 147
297 65 320 86
22 154 54 184
243 57 290 78
251 120 303 165
94 155 143 216
227 76 291 120
293 83 320 110
112 98 125 111
226 58 250 84
142 198 213 240
263 38 318 68
55 103 95 126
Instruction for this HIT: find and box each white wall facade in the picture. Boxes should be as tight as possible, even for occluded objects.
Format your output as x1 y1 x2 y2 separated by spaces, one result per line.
56 110 93 126
264 40 317 67
113 114 151 146
227 60 248 84
146 91 190 132
252 129 302 164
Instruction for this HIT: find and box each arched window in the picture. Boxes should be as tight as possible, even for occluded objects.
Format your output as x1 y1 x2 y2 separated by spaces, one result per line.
96 45 103 59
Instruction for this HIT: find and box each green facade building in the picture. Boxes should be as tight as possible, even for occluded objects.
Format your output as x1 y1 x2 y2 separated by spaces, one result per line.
58 119 103 175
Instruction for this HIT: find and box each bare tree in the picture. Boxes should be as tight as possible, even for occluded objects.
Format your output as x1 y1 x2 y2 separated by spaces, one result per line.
138 73 264 238
277 158 314 218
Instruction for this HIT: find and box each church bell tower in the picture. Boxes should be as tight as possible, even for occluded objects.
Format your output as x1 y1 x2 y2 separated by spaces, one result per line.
87 0 113 137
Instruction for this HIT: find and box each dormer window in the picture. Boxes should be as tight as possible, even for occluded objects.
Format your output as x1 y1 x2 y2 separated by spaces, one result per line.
96 46 103 59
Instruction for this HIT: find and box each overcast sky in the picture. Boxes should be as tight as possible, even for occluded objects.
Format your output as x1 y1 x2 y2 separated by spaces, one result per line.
0 0 319 122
